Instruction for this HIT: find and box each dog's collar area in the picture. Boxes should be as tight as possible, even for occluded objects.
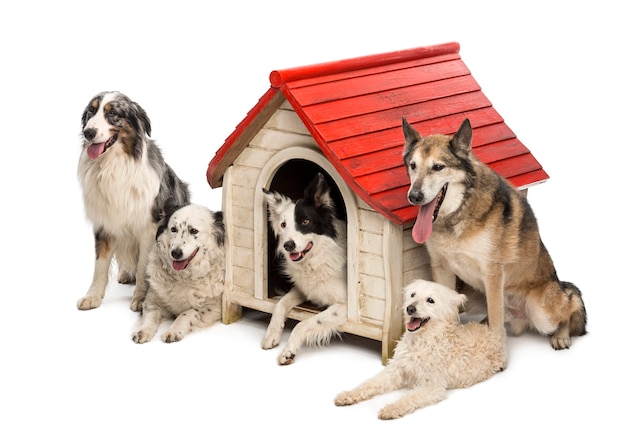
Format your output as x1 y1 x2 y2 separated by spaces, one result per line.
288 241 313 262
172 247 199 271
406 316 429 332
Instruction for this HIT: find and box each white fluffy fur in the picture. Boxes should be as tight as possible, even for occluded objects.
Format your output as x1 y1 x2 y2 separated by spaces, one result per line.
262 176 347 365
133 204 225 343
335 279 505 420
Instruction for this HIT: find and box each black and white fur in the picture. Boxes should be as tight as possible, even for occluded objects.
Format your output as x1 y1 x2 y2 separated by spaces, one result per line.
132 204 225 343
262 173 348 365
77 91 190 312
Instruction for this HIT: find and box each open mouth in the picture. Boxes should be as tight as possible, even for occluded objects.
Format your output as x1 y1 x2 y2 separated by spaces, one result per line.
87 134 118 160
172 247 199 271
406 316 430 332
288 241 313 262
431 183 448 223
411 183 448 244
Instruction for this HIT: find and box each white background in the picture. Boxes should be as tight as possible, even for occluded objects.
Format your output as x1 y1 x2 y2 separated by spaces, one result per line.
1 1 623 434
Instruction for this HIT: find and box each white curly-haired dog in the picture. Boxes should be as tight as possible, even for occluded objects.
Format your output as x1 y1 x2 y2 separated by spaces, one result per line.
132 204 225 343
335 279 505 419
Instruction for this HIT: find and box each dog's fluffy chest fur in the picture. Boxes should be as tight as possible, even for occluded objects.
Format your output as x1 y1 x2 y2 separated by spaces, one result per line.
284 222 348 306
146 247 224 316
78 149 160 233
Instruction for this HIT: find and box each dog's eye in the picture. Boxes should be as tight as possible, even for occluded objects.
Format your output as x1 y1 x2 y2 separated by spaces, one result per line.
189 227 199 235
301 218 310 226
410 292 415 298
280 221 286 229
170 227 177 233
410 162 416 171
427 297 435 304
432 164 445 172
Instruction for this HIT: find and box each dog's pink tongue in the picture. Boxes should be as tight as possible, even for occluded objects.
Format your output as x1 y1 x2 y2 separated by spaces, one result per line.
412 199 437 244
87 142 105 160
172 259 189 271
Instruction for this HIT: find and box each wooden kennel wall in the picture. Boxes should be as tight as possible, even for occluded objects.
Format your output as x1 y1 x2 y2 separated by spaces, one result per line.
207 42 549 363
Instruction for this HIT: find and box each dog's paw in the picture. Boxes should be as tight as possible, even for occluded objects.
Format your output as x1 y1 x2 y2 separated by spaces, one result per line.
550 332 571 350
77 295 102 310
261 331 281 350
162 330 184 343
130 295 143 313
132 330 153 344
378 407 404 420
334 391 357 406
278 351 296 365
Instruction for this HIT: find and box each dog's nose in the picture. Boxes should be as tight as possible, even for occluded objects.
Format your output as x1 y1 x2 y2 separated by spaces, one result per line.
406 305 416 316
408 190 424 205
84 127 97 141
283 240 295 252
171 248 183 260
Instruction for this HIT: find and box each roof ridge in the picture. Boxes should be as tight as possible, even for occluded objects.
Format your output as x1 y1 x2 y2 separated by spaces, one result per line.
269 42 460 87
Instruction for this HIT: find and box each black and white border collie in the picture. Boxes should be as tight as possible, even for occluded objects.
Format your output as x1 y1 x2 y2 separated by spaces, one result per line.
77 91 190 312
262 173 347 365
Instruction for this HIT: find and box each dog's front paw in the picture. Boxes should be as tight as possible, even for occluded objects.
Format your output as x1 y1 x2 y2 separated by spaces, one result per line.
334 391 358 406
261 330 281 350
132 330 154 344
378 406 405 420
278 351 296 365
130 295 143 312
162 330 184 343
77 295 102 310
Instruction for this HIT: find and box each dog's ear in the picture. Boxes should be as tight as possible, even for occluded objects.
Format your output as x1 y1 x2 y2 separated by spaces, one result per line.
450 118 472 155
402 117 422 164
212 211 225 247
263 188 282 213
305 173 333 209
402 116 421 145
130 100 152 137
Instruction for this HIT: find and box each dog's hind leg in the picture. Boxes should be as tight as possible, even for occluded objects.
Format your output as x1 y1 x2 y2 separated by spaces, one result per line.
378 384 446 420
77 230 115 310
130 232 152 312
526 281 587 350
277 302 347 365
262 289 307 350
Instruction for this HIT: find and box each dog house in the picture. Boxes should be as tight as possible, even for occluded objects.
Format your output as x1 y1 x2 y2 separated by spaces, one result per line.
206 42 549 363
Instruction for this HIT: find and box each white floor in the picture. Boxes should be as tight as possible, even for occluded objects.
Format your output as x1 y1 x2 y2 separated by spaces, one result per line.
2 1 623 434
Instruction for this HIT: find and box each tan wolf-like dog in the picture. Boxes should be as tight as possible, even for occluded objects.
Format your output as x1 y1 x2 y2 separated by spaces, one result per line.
335 279 505 420
402 117 587 352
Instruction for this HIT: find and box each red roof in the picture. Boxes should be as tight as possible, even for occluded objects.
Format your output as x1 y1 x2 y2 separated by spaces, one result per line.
207 42 548 226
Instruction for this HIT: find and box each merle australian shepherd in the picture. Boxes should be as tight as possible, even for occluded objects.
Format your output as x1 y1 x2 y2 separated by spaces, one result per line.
261 173 348 365
77 91 190 312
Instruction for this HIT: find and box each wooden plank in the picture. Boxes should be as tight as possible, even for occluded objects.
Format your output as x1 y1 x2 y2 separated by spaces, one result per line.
289 59 471 106
329 106 505 161
313 90 492 142
303 75 481 124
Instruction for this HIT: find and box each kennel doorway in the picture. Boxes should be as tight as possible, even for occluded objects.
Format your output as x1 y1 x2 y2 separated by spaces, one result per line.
252 146 359 321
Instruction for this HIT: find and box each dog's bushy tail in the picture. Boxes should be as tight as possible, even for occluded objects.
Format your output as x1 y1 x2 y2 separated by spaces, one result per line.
561 281 587 337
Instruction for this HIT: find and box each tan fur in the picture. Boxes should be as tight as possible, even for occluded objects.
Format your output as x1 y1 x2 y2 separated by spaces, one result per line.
335 279 505 419
132 204 225 343
402 118 587 354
